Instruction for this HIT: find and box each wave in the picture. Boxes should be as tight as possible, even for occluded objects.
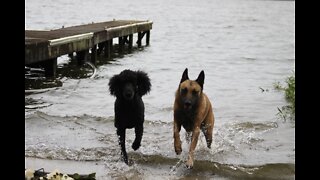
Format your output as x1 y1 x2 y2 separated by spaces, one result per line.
128 152 294 180
28 148 293 180
25 149 294 179
231 121 278 132
26 143 294 179
25 110 172 126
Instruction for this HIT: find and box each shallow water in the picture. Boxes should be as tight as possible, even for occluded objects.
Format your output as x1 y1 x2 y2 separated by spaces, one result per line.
25 0 295 179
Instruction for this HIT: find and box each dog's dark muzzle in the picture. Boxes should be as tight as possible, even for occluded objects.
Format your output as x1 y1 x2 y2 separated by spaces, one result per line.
123 90 134 100
124 91 134 100
123 84 135 100
183 100 192 110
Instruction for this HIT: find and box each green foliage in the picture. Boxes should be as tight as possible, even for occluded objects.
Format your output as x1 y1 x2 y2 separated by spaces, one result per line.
274 74 295 121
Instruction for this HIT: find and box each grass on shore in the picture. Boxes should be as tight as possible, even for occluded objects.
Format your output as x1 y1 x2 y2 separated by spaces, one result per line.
274 73 295 121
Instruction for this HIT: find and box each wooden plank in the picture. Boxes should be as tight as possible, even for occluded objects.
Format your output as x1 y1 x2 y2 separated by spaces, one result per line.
49 32 93 46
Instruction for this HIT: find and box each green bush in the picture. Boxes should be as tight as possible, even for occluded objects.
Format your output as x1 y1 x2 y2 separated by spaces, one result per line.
274 74 295 121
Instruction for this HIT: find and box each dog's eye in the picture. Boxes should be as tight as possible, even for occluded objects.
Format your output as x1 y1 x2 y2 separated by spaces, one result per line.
181 88 187 94
192 90 198 96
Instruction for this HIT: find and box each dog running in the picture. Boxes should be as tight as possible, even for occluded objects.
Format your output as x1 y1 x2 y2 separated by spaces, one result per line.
173 68 215 168
108 69 151 164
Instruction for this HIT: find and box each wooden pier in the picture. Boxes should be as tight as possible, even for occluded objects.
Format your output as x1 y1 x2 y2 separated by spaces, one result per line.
25 20 153 77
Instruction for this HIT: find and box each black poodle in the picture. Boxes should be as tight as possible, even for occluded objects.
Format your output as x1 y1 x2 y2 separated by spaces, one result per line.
108 69 151 164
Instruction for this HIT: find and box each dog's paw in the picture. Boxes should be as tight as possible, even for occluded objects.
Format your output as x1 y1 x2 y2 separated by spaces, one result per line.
121 154 129 165
207 141 212 149
132 141 141 151
175 147 182 155
185 159 193 169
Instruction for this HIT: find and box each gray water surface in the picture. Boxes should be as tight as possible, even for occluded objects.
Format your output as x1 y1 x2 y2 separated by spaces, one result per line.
25 0 295 179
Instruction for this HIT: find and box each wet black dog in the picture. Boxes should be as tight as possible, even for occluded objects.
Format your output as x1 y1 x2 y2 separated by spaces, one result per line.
108 69 151 164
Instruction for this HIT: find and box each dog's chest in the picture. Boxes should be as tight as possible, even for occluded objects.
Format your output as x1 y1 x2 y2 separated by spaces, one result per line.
175 110 196 132
114 98 144 127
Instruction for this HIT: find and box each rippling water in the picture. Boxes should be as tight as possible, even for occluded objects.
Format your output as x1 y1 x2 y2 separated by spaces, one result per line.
25 0 295 179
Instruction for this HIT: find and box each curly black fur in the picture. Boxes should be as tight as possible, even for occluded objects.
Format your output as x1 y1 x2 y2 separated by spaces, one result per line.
108 69 151 164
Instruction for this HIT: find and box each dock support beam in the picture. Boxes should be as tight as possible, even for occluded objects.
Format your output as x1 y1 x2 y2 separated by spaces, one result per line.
128 34 133 50
97 43 104 56
76 50 89 65
43 58 57 78
118 37 124 53
104 39 113 59
91 45 97 64
137 32 142 47
137 31 148 47
146 31 150 46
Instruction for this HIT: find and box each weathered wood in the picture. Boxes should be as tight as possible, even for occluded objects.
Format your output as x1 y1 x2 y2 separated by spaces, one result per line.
26 20 152 65
25 20 152 77
103 40 110 58
128 34 133 50
76 50 89 65
42 58 57 78
118 36 124 53
91 45 97 64
97 42 104 56
109 39 113 58
146 31 150 46
68 53 74 58
137 32 142 47
137 31 147 47
25 38 49 64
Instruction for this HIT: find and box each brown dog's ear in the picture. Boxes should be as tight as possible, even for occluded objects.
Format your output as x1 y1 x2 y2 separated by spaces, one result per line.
180 68 189 83
196 70 205 90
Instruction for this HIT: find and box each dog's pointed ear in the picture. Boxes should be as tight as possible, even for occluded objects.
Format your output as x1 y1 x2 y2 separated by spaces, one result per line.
180 68 189 83
136 71 151 96
196 70 205 90
108 74 120 97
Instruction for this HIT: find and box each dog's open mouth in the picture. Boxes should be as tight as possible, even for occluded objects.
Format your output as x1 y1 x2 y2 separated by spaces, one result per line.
184 104 192 110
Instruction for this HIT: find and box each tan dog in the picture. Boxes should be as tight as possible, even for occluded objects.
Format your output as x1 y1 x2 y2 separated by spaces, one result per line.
173 68 215 168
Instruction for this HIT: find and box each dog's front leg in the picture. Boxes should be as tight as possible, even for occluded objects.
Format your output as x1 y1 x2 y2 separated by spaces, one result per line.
186 126 200 169
132 124 143 150
117 128 128 164
173 121 182 155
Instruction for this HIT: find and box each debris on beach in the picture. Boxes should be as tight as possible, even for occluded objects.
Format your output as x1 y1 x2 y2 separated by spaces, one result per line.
25 168 96 180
